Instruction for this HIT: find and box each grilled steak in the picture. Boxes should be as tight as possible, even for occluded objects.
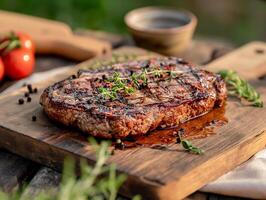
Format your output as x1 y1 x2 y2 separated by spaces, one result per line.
40 57 227 139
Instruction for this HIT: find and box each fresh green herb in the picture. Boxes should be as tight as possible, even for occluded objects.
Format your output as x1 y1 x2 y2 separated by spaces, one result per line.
98 72 135 100
181 140 204 155
98 69 183 100
98 87 117 100
0 139 141 200
218 70 263 107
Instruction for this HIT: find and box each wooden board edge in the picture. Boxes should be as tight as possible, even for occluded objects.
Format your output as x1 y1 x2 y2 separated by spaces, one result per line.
157 130 266 200
2 122 265 200
0 125 162 199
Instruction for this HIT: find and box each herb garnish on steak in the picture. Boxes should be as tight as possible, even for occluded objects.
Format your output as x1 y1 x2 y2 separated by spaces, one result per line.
40 57 227 139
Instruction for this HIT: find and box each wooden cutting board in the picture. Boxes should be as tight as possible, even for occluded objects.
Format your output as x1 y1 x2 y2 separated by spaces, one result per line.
0 42 266 200
0 10 111 61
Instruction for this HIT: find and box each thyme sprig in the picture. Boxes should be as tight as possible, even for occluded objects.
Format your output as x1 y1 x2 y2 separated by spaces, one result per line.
98 69 183 100
218 70 263 107
98 72 135 100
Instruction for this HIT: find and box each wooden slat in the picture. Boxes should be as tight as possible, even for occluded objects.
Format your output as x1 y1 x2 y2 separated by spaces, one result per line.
204 41 266 80
21 167 61 198
0 150 39 192
0 42 265 200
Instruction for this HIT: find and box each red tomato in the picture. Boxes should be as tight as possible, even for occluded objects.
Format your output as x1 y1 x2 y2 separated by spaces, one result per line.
16 32 35 53
0 58 4 81
0 32 35 54
2 49 35 80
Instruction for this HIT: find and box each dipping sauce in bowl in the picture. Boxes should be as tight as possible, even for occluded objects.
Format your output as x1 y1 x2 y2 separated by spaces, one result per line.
125 7 197 55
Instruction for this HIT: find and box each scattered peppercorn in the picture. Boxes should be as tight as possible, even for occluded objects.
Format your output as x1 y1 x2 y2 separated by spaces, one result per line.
32 115 37 121
24 92 29 97
71 74 76 79
27 97 32 102
27 84 33 93
102 75 107 80
18 98 24 105
33 88 38 93
255 49 264 54
177 58 188 65
115 139 125 150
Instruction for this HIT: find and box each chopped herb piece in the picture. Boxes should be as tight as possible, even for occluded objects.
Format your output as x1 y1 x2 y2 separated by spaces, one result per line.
181 139 204 155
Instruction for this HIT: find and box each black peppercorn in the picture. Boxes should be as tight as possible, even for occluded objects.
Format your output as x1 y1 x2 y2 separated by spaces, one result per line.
24 92 29 97
27 97 32 102
255 49 264 54
115 139 125 150
33 88 38 93
71 74 76 79
32 115 37 121
18 98 24 105
102 75 107 80
27 84 33 93
177 59 188 65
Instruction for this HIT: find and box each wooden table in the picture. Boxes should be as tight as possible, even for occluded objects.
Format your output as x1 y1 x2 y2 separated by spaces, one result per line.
0 30 249 200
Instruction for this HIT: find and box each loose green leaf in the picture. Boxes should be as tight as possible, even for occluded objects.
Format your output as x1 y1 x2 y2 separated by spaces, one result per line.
181 140 204 155
218 70 263 107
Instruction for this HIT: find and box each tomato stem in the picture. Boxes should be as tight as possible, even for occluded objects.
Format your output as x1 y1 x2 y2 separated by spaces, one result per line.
0 32 21 55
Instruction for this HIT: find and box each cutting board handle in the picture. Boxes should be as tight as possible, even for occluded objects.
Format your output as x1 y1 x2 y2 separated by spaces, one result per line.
34 35 111 61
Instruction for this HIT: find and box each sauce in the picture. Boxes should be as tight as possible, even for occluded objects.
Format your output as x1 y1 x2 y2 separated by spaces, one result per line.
117 106 227 149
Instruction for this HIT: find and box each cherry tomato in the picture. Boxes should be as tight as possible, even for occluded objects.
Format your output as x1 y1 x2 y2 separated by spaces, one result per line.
0 58 4 81
0 32 35 54
2 49 35 80
16 32 35 53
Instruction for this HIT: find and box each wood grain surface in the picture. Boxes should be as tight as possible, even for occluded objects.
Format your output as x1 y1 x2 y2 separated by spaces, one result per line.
0 42 266 200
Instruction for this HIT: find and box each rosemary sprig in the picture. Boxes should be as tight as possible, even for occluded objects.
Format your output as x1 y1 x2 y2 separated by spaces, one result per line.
218 70 263 107
181 139 204 155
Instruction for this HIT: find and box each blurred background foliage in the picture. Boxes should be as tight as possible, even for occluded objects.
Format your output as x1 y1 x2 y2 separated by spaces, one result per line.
0 0 265 45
